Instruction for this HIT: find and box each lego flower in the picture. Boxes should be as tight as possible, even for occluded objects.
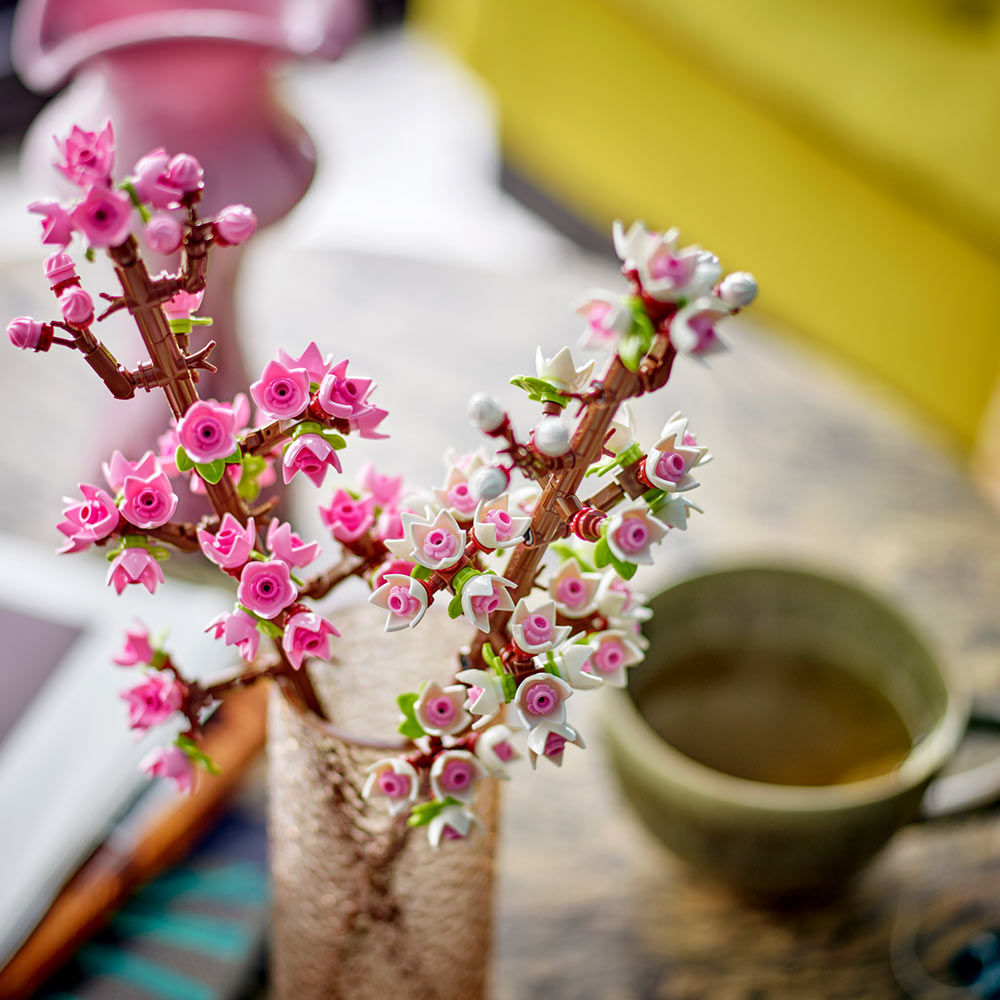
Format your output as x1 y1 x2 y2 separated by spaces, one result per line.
204 608 260 662
587 630 644 688
545 640 602 691
102 450 158 491
28 199 75 247
266 518 319 568
718 271 758 310
574 291 632 350
388 508 466 572
596 572 653 625
276 341 335 384
547 560 601 618
237 559 297 619
362 758 419 816
54 122 115 187
513 673 573 731
57 483 119 550
44 251 78 286
197 513 255 569
534 345 594 394
213 204 256 246
428 803 479 848
370 574 429 632
140 745 194 792
71 185 133 248
282 433 342 488
455 667 507 729
177 400 237 464
119 471 178 530
130 148 183 208
473 495 530 550
162 289 204 321
107 547 164 595
654 493 703 531
112 624 156 667
669 296 732 356
165 153 203 193
474 724 521 776
143 213 183 255
434 466 479 520
58 286 93 326
645 411 709 492
526 721 585 768
358 462 404 509
509 599 570 655
315 360 374 421
320 489 376 544
430 750 484 803
250 359 311 421
605 503 669 566
460 573 517 634
415 681 470 737
121 673 184 730
282 611 339 670
613 221 720 303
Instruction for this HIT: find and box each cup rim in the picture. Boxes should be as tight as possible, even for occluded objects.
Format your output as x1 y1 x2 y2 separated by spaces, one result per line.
604 564 971 813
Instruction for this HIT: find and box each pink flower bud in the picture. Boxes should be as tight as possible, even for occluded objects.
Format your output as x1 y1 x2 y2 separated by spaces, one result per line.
44 251 78 286
120 471 178 529
162 289 204 321
593 639 625 674
251 359 310 421
213 204 256 246
556 577 588 608
140 746 194 793
121 673 184 730
387 585 421 619
520 614 552 647
177 400 237 464
237 559 297 619
165 153 204 192
378 770 411 798
483 509 514 541
8 316 48 351
58 286 94 326
470 592 500 616
144 213 183 255
523 682 559 717
422 528 457 561
614 518 650 554
425 695 458 727
107 547 164 595
71 185 133 248
655 451 686 482
447 482 477 515
281 611 339 670
439 759 475 793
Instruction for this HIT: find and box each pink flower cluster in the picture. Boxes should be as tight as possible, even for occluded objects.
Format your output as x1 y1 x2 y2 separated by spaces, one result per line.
319 462 408 554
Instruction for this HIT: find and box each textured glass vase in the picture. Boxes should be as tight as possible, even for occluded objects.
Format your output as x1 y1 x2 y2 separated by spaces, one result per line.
268 605 498 1000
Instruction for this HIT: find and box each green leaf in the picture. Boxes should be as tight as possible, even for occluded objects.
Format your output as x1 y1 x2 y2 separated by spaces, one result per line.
447 591 464 619
175 735 221 775
411 565 432 582
481 642 499 670
549 541 595 573
396 691 426 739
407 797 459 827
509 375 571 408
195 459 227 484
290 420 325 441
619 332 647 372
594 535 612 568
322 432 347 451
175 446 194 472
224 445 242 466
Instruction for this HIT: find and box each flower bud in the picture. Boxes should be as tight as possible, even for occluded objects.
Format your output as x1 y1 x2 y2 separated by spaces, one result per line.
165 153 204 192
59 286 94 326
213 204 256 246
43 250 77 287
468 393 505 432
144 213 183 255
7 316 48 351
469 465 509 502
718 271 757 309
533 417 571 457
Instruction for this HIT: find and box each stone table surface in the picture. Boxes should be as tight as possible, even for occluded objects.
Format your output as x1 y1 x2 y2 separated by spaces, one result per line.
3 236 999 999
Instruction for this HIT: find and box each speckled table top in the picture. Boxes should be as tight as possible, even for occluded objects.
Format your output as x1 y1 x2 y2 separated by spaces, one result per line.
3 238 999 999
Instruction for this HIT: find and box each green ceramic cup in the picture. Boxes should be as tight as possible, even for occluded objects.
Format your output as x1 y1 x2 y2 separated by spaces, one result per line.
600 566 970 896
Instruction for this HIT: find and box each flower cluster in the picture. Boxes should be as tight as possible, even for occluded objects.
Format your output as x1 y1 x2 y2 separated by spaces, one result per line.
361 221 755 845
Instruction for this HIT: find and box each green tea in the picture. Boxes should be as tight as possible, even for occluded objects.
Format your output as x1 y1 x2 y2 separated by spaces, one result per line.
637 649 914 786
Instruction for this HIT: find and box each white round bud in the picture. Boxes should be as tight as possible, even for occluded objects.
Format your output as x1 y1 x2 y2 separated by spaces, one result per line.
533 417 571 457
470 466 509 502
718 271 757 309
468 393 505 432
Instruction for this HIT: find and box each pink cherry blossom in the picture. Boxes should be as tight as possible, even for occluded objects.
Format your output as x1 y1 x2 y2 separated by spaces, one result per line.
71 185 133 248
250 359 310 421
605 504 669 566
319 489 375 544
357 462 404 508
165 153 203 192
362 758 419 816
121 672 184 730
370 557 415 590
28 200 75 247
213 204 256 246
509 600 570 655
112 624 156 667
54 122 115 187
316 360 373 420
144 213 183 255
177 400 237 464
204 609 260 662
140 746 194 793
130 148 182 208
281 611 340 670
375 507 404 542
414 682 470 737
281 434 342 488
120 471 178 529
370 573 430 632
348 403 389 440
237 559 297 619
430 750 483 802
162 289 204 321
57 483 119 551
266 519 319 568
276 341 335 384
44 251 78 286
107 547 164 595
58 286 93 326
102 450 160 492
197 513 255 569
8 317 49 352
